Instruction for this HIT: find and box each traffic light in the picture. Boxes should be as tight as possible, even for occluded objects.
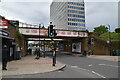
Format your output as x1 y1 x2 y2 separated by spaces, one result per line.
91 38 94 44
48 25 54 37
54 29 57 37
9 20 19 27
88 38 94 44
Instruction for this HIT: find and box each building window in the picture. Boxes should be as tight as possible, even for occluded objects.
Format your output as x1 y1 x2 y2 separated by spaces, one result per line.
68 2 84 6
68 18 85 22
68 14 85 18
68 10 84 14
68 6 84 10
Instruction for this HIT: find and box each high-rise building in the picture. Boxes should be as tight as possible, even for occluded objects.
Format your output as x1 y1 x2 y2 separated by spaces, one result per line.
50 0 86 31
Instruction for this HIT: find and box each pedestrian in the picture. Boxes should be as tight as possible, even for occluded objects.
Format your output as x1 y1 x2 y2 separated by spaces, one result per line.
35 48 40 59
29 48 32 55
2 44 9 70
88 50 91 56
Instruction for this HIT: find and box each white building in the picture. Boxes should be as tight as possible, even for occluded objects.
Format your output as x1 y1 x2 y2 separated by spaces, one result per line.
50 0 86 31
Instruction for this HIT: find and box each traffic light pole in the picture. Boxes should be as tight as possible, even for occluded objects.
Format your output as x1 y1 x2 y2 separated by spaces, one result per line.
51 38 56 66
48 22 57 67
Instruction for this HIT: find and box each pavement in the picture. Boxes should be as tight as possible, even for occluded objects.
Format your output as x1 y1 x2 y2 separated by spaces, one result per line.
87 55 120 62
61 51 120 62
72 53 120 62
1 55 66 76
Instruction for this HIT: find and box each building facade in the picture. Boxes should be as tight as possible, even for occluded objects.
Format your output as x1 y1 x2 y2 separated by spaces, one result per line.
50 0 85 31
0 16 21 61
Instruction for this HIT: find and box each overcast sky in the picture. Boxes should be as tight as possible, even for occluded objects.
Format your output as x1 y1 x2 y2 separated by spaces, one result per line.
0 0 119 32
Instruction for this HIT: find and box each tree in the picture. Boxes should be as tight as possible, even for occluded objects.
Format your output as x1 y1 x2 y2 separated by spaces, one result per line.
15 28 24 46
115 28 120 33
93 25 108 36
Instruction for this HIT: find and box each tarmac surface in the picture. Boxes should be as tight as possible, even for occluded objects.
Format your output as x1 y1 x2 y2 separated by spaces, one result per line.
1 55 66 76
0 52 119 78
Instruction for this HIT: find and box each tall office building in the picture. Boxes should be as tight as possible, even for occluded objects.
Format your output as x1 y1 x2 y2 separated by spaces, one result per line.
50 0 86 30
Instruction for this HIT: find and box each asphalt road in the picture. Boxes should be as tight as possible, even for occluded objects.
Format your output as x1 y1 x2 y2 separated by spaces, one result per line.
55 52 119 78
3 52 119 79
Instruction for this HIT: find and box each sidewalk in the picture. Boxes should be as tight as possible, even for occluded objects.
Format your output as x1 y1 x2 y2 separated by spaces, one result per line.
1 55 66 76
58 51 120 62
73 53 120 61
87 55 120 62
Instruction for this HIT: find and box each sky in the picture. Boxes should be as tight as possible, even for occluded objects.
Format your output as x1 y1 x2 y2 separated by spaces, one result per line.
0 0 119 32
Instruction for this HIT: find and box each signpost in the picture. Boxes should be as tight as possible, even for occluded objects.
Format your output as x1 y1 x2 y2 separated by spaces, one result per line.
0 19 8 28
0 30 9 36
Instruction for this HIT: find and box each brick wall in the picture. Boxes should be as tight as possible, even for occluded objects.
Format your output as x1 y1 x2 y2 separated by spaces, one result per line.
3 23 16 39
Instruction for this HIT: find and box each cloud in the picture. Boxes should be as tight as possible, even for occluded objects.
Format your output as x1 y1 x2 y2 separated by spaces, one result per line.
85 2 118 31
0 1 118 31
1 2 51 27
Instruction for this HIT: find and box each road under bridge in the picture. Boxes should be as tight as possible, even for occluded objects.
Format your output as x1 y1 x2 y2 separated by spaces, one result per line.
19 27 88 56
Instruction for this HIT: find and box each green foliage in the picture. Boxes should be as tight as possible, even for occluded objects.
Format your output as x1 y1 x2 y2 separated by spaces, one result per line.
99 32 120 41
93 25 108 35
44 41 54 45
16 29 24 45
16 29 23 40
115 28 120 33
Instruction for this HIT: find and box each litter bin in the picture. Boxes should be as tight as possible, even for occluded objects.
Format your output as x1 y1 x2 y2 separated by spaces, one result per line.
112 50 120 56
15 51 21 60
112 50 116 56
83 51 87 56
115 50 120 56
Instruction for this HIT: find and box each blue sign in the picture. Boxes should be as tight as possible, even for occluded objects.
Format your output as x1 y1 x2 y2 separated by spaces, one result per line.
0 30 9 36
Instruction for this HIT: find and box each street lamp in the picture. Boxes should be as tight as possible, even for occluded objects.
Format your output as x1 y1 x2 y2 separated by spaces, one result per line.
39 24 41 58
40 23 45 58
107 24 112 56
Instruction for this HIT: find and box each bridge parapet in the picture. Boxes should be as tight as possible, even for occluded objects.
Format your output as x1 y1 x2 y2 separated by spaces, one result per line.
19 27 88 37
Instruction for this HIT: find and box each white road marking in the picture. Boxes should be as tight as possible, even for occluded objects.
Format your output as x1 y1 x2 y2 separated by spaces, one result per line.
77 68 88 71
98 64 119 68
71 66 78 68
58 71 63 72
68 64 107 78
92 71 106 78
88 64 93 67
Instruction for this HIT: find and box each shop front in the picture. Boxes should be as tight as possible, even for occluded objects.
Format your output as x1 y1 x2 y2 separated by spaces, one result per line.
0 30 16 61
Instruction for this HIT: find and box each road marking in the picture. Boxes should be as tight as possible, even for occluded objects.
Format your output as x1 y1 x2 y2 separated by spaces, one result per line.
71 66 78 68
92 71 106 78
68 64 107 78
58 71 63 72
98 64 119 68
88 64 93 67
77 68 88 71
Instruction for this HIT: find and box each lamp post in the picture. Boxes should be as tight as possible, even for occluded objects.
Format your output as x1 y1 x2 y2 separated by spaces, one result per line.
39 24 41 58
40 23 45 58
107 24 112 56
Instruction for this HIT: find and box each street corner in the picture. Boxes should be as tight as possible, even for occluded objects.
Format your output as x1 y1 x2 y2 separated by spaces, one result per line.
2 58 66 76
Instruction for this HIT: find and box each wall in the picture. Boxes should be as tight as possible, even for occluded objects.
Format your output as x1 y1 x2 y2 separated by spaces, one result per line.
3 23 16 39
